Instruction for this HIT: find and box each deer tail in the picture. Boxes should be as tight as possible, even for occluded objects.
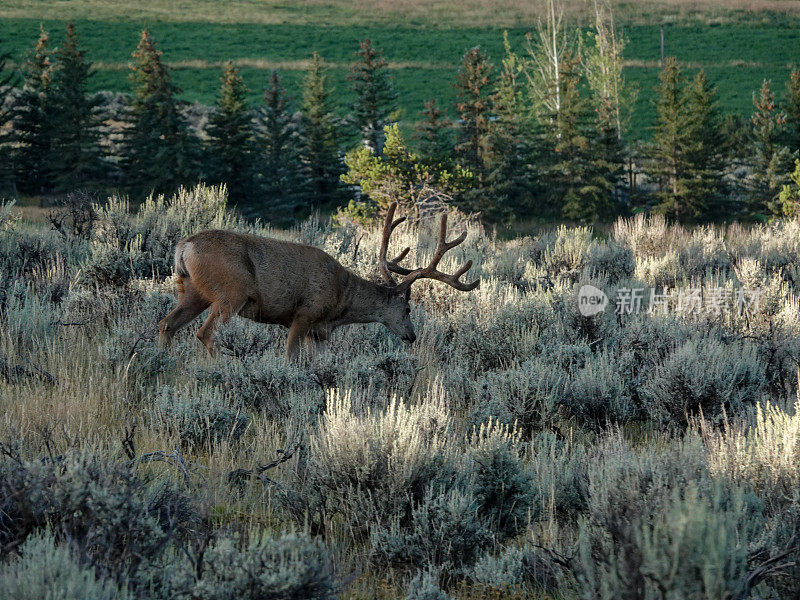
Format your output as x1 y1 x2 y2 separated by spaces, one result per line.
174 242 191 278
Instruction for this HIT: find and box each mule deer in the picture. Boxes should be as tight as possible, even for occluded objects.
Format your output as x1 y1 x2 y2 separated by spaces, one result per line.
158 203 479 359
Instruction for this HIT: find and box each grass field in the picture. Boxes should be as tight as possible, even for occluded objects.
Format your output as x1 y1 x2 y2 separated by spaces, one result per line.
3 185 800 597
2 3 800 137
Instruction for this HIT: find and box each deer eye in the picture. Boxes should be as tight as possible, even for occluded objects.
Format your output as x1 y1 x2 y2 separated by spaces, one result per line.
406 306 411 314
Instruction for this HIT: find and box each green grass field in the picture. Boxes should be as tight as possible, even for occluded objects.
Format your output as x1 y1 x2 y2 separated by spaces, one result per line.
3 2 800 138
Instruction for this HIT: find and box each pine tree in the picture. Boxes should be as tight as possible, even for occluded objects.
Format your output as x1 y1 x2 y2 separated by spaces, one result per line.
49 23 104 190
121 30 197 197
454 46 494 187
484 38 538 221
0 39 19 192
413 98 452 166
646 57 692 217
347 39 397 154
298 53 342 207
206 63 255 204
12 26 56 194
548 53 613 222
784 69 800 153
255 70 303 217
681 70 727 219
749 79 793 216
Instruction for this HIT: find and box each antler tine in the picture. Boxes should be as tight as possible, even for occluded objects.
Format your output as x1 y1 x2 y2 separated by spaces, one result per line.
394 212 480 293
378 202 410 286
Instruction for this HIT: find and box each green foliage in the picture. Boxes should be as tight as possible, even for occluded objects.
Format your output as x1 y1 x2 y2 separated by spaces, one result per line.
255 70 304 219
748 79 794 217
205 63 255 204
341 123 471 215
11 25 56 193
776 158 800 217
347 38 397 154
48 22 105 190
647 60 727 221
299 52 343 207
121 30 198 197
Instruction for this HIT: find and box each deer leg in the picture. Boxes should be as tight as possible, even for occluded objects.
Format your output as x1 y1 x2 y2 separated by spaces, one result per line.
158 279 210 347
305 328 330 359
286 317 313 361
196 295 248 357
196 304 221 357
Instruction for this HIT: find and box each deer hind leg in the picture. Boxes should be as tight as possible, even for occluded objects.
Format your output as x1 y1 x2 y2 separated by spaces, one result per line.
159 278 210 347
196 294 248 357
286 317 315 362
305 327 330 360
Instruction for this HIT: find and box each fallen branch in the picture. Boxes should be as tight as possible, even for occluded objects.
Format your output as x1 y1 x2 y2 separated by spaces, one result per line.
227 443 299 487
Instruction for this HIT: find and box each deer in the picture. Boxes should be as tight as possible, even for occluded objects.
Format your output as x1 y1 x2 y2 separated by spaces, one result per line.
158 202 479 360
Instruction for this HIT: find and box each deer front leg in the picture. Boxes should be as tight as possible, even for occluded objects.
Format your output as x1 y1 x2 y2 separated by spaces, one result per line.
286 317 313 361
159 279 210 347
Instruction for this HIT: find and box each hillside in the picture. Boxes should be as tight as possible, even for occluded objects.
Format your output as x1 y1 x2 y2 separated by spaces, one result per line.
3 1 800 137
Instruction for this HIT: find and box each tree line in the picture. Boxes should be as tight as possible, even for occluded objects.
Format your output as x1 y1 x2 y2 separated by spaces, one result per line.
1 9 800 224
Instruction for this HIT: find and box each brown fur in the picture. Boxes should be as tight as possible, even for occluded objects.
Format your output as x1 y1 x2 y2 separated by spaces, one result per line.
158 229 416 359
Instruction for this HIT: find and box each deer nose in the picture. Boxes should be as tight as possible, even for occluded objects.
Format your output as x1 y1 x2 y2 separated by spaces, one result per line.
404 332 417 344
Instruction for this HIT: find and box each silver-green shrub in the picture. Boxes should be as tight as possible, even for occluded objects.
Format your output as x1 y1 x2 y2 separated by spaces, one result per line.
151 384 249 446
0 531 125 600
193 532 336 600
640 338 767 425
472 545 560 592
471 358 565 434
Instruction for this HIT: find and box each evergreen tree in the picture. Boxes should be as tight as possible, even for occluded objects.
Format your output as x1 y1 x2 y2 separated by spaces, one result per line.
749 79 793 216
547 54 613 222
11 26 56 194
784 69 800 153
49 23 104 190
298 53 342 207
453 46 494 186
255 70 303 217
646 57 692 217
206 63 255 204
121 30 197 197
485 39 538 221
0 39 19 192
413 98 452 166
681 70 727 219
347 39 397 154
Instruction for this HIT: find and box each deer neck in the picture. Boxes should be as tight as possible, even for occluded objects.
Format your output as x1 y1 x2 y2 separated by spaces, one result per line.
338 275 392 325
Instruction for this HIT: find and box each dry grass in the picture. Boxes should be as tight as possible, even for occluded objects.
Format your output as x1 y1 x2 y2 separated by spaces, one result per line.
3 0 800 26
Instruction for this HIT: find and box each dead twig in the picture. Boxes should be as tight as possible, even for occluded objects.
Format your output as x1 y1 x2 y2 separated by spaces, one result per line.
227 443 300 487
131 447 191 484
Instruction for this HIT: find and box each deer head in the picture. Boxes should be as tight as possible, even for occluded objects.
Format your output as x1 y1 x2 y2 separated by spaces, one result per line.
376 202 479 343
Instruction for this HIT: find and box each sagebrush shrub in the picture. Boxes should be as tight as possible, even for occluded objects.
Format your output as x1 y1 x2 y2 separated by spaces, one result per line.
0 531 125 600
0 451 195 582
468 420 533 540
300 392 457 534
565 351 636 426
640 338 766 425
405 569 453 600
471 358 565 435
371 485 493 576
194 532 336 600
151 384 249 446
472 545 560 592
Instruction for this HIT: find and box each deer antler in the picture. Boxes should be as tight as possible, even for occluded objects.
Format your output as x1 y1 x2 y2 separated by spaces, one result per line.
378 202 411 286
379 202 479 294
